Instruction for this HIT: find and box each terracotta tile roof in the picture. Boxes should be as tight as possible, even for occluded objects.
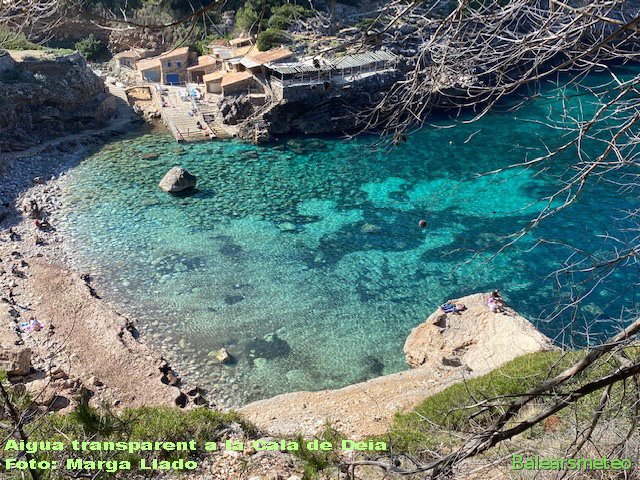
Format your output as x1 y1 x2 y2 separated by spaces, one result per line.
203 70 226 82
221 70 254 87
159 46 191 59
231 45 256 58
114 48 148 59
247 47 293 65
230 37 253 46
209 39 229 46
187 55 217 70
136 57 161 70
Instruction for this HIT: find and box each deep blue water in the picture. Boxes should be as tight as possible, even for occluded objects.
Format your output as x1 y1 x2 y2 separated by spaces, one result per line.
58 69 639 405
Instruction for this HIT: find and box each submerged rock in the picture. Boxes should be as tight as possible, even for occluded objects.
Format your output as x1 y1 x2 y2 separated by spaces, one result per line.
159 167 197 193
361 223 382 234
215 347 232 364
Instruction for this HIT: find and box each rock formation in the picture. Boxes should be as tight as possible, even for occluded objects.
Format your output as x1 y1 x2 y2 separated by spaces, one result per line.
0 51 110 152
0 347 32 376
218 95 254 125
240 292 555 438
159 166 197 193
404 292 554 372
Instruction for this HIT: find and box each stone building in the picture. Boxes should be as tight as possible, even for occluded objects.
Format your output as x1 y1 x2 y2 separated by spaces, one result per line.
136 46 196 85
203 70 225 96
187 55 219 83
238 47 293 75
112 48 155 69
221 71 260 96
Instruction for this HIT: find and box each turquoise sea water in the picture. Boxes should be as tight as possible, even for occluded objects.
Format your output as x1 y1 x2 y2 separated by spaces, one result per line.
59 70 638 405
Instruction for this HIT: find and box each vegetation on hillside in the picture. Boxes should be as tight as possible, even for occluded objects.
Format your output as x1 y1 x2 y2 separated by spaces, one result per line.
0 28 42 50
74 35 108 61
257 28 288 51
0 372 257 480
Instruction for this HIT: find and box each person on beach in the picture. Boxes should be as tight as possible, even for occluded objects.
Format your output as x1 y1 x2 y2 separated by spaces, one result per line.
29 199 42 219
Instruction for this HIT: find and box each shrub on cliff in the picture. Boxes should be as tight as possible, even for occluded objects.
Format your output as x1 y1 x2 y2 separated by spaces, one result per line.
386 351 571 452
257 28 288 51
0 29 42 50
235 3 260 34
268 4 313 30
384 349 636 454
75 35 108 62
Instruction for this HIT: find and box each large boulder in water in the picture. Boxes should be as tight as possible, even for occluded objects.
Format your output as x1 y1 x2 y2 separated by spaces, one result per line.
159 166 197 193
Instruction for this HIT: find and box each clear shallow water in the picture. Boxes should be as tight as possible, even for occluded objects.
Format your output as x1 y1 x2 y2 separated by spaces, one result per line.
59 71 638 405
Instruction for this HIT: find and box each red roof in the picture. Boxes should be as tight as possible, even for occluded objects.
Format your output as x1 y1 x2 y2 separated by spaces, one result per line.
159 46 191 59
221 71 254 87
247 47 293 65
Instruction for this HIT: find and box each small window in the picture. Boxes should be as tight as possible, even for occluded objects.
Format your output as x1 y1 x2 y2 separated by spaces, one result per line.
176 61 182 68
167 61 172 67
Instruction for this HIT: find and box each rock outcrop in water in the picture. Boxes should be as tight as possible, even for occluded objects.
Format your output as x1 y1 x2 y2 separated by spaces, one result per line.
159 166 197 193
239 292 555 438
404 292 554 371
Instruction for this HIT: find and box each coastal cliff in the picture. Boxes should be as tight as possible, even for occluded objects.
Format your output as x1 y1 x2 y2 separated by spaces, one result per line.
0 50 112 152
239 293 555 438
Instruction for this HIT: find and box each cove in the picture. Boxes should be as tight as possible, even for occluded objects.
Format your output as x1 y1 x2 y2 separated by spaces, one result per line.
58 68 638 406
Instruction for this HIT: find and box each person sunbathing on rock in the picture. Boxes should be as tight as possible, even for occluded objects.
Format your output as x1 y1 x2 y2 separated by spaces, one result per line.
440 302 466 314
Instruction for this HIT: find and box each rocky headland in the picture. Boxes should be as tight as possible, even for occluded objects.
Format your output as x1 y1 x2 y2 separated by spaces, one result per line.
239 293 554 438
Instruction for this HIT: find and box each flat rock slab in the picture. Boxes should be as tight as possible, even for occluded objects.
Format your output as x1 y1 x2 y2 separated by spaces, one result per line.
404 292 554 371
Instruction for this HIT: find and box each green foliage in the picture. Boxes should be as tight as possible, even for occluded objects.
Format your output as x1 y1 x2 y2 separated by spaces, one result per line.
192 34 225 56
388 351 578 452
5 404 258 472
74 35 108 61
291 421 343 479
267 14 292 30
0 28 42 50
256 28 287 51
236 3 260 34
71 402 121 436
268 3 313 30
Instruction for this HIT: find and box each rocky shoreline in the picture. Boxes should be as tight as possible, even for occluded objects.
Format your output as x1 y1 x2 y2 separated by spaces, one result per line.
0 105 207 413
1 85 555 441
239 292 554 438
